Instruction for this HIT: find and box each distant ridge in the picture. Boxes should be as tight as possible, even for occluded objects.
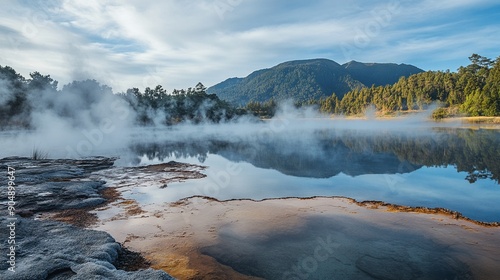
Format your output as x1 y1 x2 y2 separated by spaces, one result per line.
207 58 424 105
342 60 423 88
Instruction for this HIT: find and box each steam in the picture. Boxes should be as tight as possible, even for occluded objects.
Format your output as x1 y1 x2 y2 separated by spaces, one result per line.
1 79 136 158
0 78 458 161
129 100 448 149
0 79 13 104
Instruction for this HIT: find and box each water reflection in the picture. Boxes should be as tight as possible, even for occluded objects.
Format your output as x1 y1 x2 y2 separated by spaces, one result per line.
120 127 500 222
128 128 500 183
201 216 473 280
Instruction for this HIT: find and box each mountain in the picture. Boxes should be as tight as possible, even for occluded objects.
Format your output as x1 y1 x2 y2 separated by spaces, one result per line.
207 59 424 105
342 61 423 88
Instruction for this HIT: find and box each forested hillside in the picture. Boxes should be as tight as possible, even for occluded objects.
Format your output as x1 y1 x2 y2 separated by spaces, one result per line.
316 54 500 117
207 59 423 105
240 54 500 118
1 54 498 130
343 61 423 88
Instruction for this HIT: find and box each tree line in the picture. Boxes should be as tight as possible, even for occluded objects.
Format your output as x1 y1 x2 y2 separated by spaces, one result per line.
1 53 499 129
244 54 500 118
119 83 245 125
0 65 244 129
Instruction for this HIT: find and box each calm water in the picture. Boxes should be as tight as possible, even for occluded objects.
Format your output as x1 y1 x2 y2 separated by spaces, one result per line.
201 216 473 280
119 124 499 279
3 123 498 221
119 125 500 223
3 121 500 279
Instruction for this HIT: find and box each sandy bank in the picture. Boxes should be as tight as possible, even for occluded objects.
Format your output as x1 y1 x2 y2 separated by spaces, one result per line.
93 195 500 279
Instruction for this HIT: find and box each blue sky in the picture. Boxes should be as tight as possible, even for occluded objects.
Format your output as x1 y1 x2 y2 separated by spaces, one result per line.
1 0 499 92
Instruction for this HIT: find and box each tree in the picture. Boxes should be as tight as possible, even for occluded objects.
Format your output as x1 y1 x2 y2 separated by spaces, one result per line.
480 57 500 116
319 93 339 114
0 65 30 128
468 53 494 69
28 71 58 92
195 82 207 93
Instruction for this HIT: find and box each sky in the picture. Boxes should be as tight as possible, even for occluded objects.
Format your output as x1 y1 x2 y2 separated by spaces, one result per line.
1 0 500 93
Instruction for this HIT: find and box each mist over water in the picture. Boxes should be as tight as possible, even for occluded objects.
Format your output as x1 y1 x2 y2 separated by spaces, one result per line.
114 122 499 221
2 98 500 222
1 100 445 159
0 77 136 158
2 2 499 279
3 96 500 278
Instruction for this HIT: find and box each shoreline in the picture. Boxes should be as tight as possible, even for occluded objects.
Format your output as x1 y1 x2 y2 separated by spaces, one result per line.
441 116 500 124
94 194 500 279
0 157 175 279
175 195 500 227
93 192 500 279
4 156 500 279
260 115 500 129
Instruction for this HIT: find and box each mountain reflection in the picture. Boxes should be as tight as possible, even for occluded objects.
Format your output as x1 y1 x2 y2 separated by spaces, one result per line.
128 128 500 183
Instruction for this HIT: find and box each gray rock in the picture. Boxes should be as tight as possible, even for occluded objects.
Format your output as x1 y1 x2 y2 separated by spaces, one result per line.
0 157 175 280
0 157 113 214
0 157 115 185
0 218 174 280
0 181 107 213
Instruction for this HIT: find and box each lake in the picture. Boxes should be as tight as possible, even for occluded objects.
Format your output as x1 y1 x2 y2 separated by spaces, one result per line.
2 120 498 222
4 119 499 279
108 121 500 223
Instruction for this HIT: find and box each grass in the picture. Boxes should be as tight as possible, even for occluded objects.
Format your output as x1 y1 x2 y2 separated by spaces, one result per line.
31 146 49 160
460 116 500 124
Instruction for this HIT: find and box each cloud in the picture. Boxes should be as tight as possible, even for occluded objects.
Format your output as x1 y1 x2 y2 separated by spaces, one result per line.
0 0 499 93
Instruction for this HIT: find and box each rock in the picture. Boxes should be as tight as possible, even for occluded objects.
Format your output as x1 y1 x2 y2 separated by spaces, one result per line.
0 180 107 213
0 157 116 185
0 157 176 279
0 218 174 280
0 157 114 214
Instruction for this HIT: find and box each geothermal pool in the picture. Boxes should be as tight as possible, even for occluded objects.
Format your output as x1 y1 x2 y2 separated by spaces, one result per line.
112 125 500 222
3 120 500 279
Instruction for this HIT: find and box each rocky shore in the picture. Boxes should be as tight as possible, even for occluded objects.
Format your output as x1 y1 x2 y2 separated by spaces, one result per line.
2 156 500 279
0 157 175 279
